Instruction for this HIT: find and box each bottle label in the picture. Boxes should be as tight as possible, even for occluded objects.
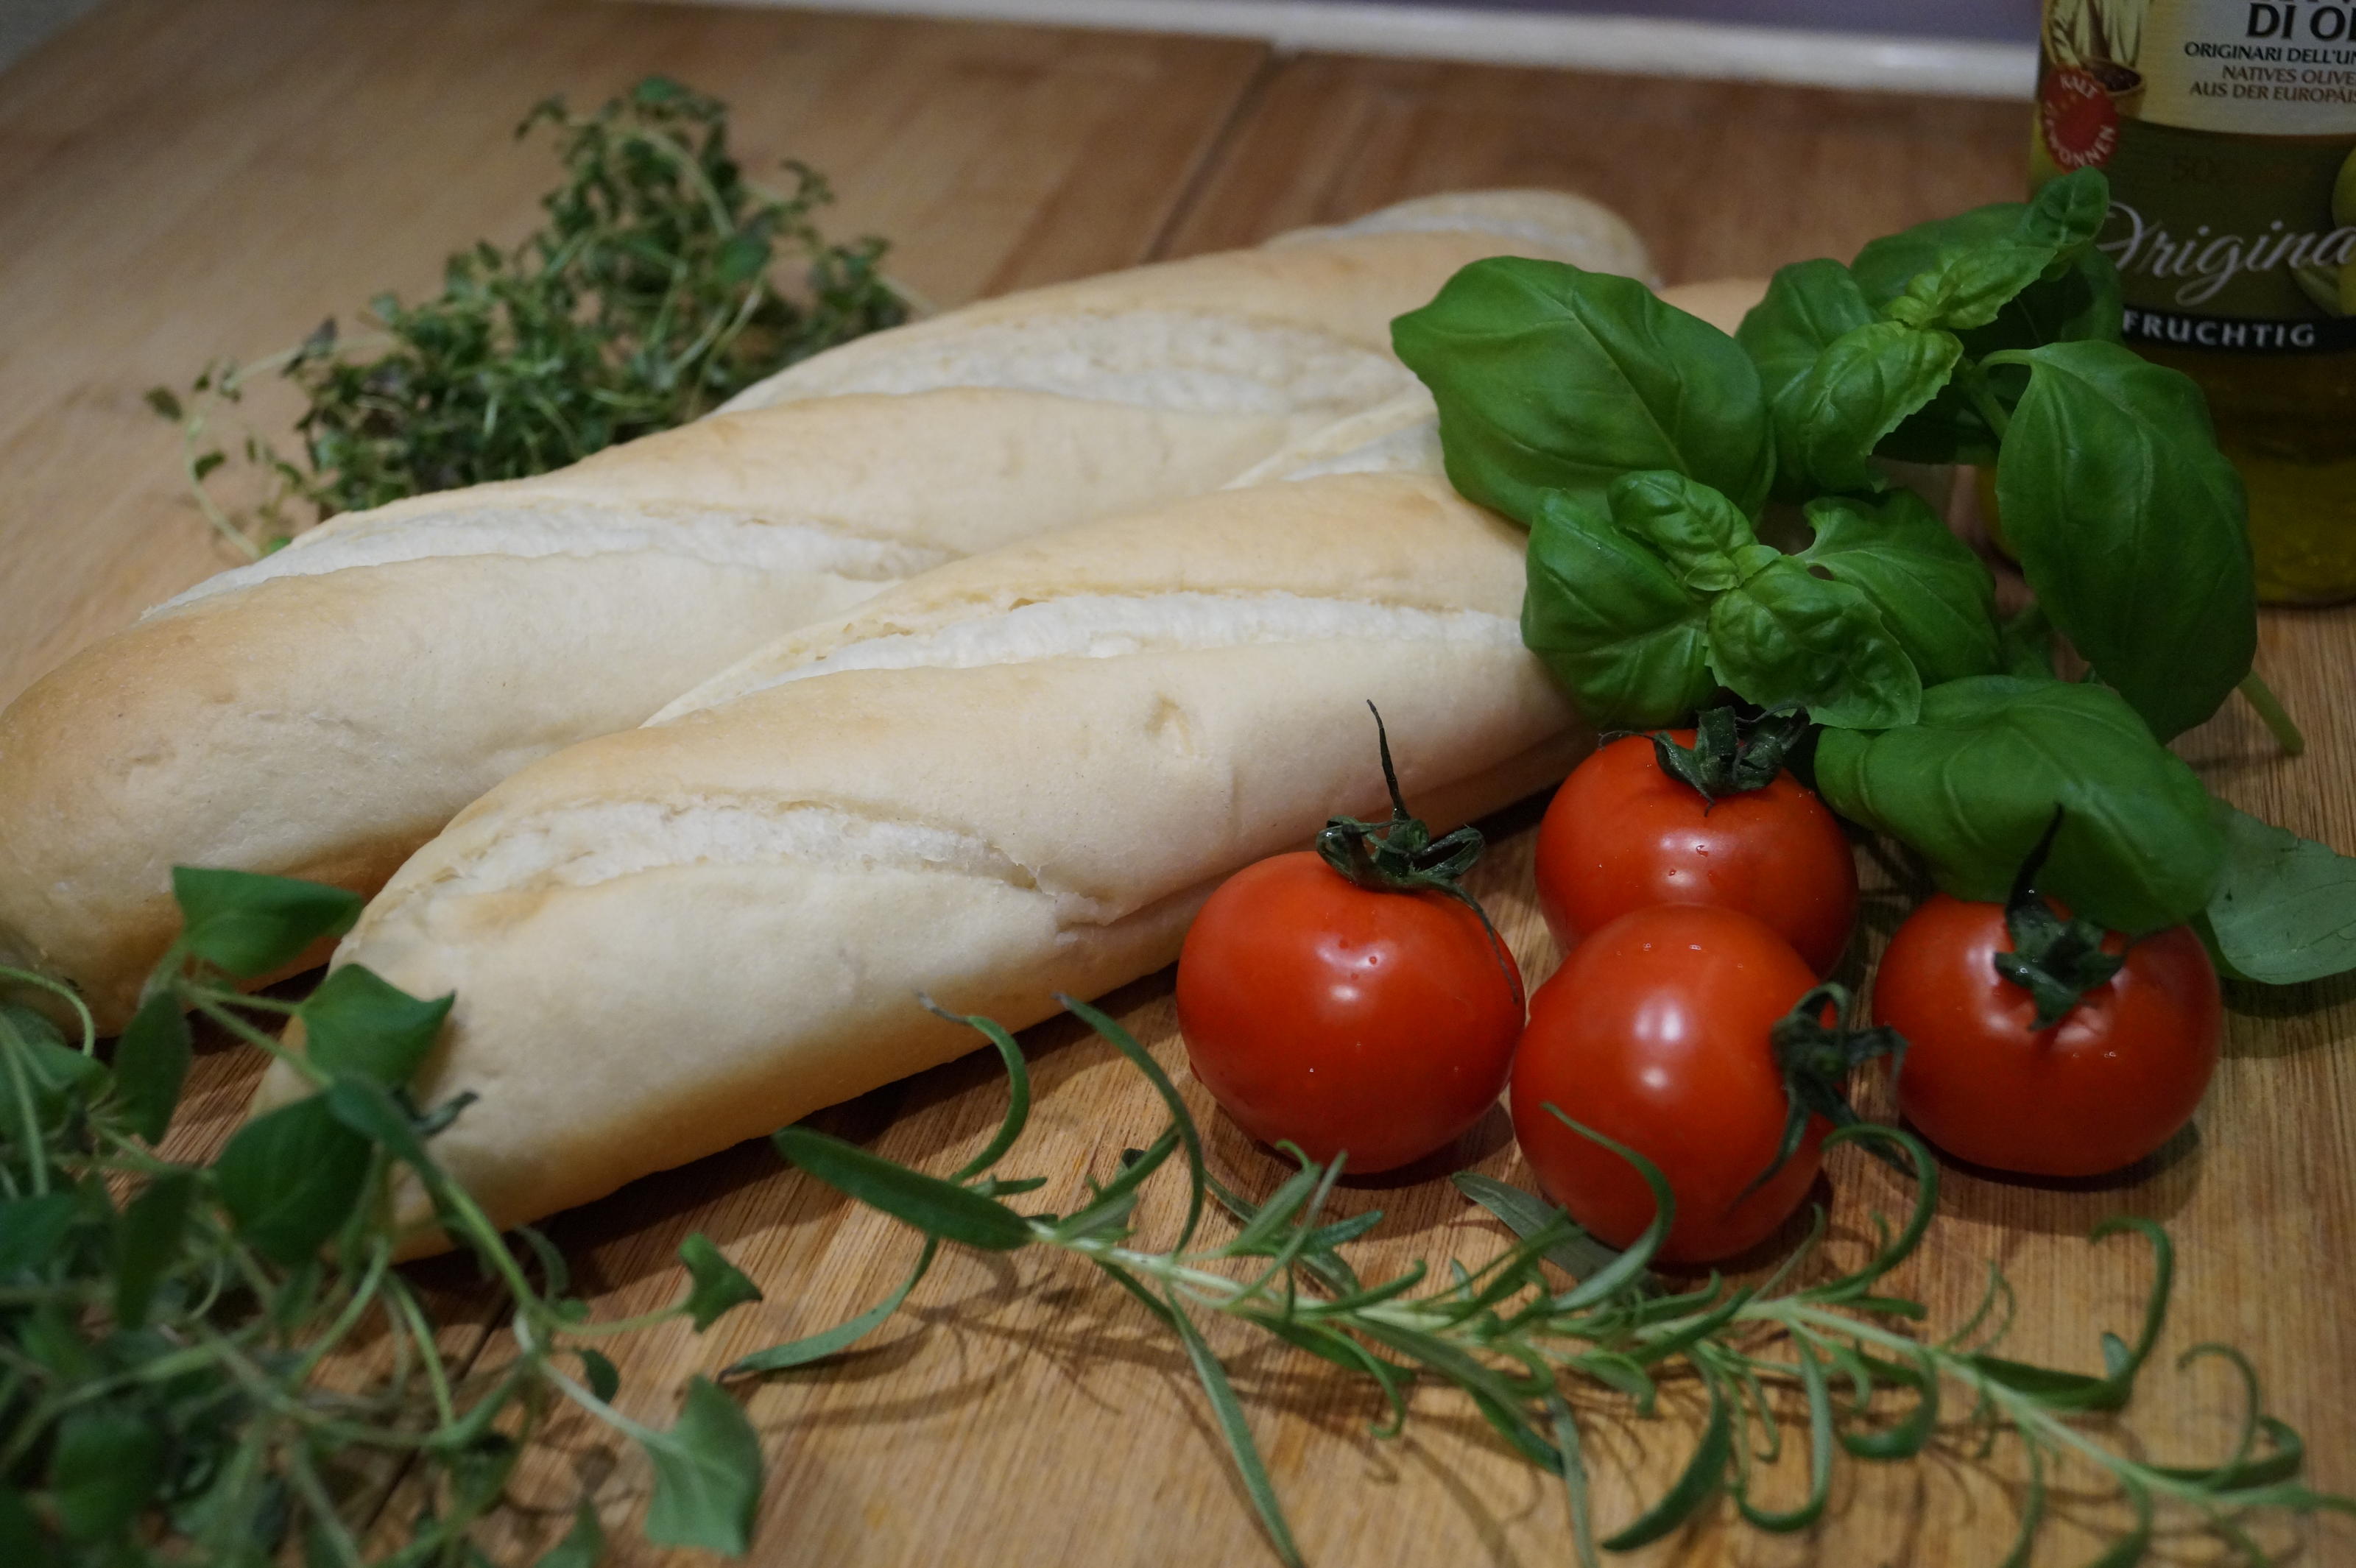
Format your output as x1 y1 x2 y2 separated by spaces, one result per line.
2039 0 2356 353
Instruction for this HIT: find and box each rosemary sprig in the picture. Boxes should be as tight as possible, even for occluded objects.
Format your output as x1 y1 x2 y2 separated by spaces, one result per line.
772 997 2355 1566
146 76 908 558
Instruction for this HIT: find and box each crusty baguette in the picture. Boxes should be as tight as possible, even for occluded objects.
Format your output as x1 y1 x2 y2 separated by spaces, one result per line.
0 191 1652 1028
251 470 1587 1242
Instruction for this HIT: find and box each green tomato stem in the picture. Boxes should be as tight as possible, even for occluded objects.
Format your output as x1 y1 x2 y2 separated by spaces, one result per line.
2237 671 2307 757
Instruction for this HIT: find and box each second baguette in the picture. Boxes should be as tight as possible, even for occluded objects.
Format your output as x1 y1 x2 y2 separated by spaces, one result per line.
254 472 1585 1240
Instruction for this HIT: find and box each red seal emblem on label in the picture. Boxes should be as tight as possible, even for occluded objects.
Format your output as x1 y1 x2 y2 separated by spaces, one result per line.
2040 66 2121 171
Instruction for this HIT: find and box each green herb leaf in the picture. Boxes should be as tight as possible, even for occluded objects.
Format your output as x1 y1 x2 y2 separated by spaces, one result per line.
172 867 363 978
214 1095 374 1265
726 1240 937 1377
1798 489 2001 688
113 989 194 1143
1521 490 1715 728
1606 469 1761 591
1450 1172 1645 1293
299 964 452 1089
1168 1294 1303 1567
2203 808 2356 984
535 1502 606 1568
113 1174 196 1328
640 1377 763 1554
1768 319 1963 497
677 1233 763 1332
1599 1367 1732 1549
0 1017 106 1131
0 1192 80 1276
1987 340 2254 741
49 1408 164 1543
577 1349 622 1404
772 1125 1032 1250
1813 676 2225 933
1707 557 1921 730
1880 169 2109 335
1394 258 1774 526
1735 258 1876 420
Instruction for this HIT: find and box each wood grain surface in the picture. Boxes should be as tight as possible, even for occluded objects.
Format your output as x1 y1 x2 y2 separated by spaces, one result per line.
3 4 2352 1565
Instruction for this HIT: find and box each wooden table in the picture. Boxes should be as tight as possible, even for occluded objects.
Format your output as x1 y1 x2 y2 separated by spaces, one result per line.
4 3 2352 1564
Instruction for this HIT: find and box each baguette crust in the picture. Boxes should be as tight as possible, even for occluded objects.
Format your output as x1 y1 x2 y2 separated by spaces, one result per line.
0 192 1651 1027
256 474 1587 1240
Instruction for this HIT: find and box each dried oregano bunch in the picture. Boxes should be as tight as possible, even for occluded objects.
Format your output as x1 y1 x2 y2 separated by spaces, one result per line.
145 76 909 557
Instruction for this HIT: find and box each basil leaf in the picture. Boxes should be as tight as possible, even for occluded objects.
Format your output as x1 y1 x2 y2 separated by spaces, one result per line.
172 867 362 978
640 1377 763 1553
1771 319 1963 496
214 1095 373 1265
2204 808 2356 984
1852 202 2022 308
299 964 452 1090
1813 677 2225 933
1394 258 1773 524
1735 258 1875 415
1883 169 2109 334
1605 469 1762 590
1521 490 1715 729
1989 341 2254 741
1799 490 2001 687
1706 559 1920 730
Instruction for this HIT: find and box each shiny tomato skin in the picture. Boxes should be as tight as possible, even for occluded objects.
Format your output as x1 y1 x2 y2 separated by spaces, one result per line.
1872 894 2222 1177
1510 904 1825 1265
1534 732 1858 975
1175 851 1524 1174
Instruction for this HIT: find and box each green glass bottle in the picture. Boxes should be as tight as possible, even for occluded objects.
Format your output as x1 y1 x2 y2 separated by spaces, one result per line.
2034 0 2356 602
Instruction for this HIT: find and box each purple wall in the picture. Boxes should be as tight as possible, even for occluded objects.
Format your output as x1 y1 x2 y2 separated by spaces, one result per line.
1288 0 2042 45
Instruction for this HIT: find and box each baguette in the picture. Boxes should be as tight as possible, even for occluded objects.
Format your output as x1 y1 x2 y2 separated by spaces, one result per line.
253 469 1586 1241
0 191 1652 1028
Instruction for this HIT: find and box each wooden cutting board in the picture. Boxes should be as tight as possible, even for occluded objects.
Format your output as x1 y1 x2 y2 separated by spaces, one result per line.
4 3 2351 1564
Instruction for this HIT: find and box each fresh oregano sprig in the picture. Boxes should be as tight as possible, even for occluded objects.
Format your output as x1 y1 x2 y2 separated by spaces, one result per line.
0 867 873 1564
771 998 2354 1567
147 75 909 557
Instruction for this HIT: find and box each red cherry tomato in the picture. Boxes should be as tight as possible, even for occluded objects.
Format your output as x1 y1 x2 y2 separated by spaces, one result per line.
1510 904 1825 1265
1175 851 1523 1174
1872 894 2222 1177
1534 732 1858 975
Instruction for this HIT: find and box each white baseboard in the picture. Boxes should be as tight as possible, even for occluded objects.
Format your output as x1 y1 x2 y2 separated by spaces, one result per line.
676 0 2036 99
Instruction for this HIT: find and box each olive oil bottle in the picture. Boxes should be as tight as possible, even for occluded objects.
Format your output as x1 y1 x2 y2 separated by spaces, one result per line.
2033 0 2356 601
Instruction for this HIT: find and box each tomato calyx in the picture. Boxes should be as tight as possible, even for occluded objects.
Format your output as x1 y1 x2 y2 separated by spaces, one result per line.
1745 981 1908 1199
1994 809 2125 1029
1316 704 1515 989
1646 704 1813 808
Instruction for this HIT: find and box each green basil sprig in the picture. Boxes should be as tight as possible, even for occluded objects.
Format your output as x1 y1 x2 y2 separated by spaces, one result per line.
1813 677 2224 935
1523 472 1948 730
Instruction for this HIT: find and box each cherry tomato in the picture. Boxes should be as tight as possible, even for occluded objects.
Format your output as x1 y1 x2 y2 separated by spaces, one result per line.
1872 894 2222 1177
1175 850 1523 1173
1534 731 1858 975
1510 904 1825 1265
